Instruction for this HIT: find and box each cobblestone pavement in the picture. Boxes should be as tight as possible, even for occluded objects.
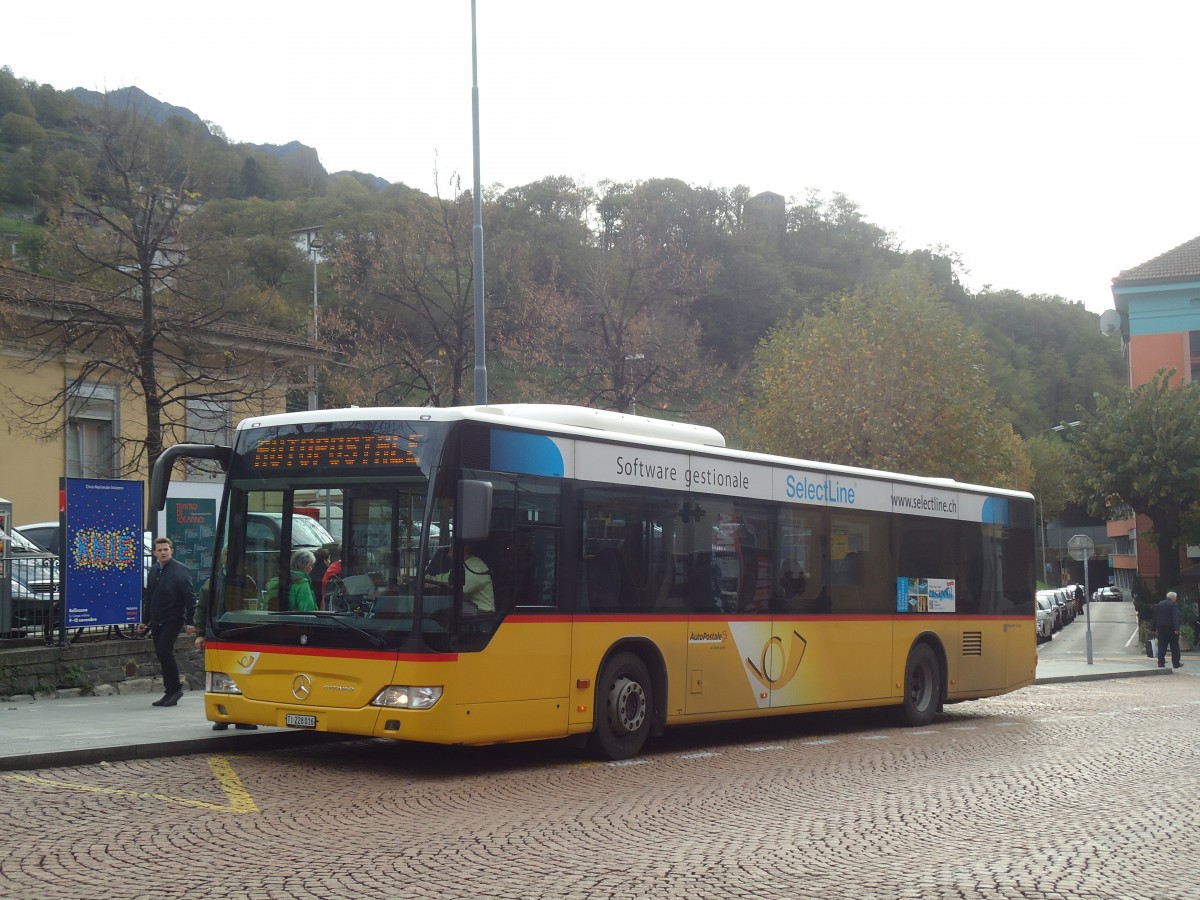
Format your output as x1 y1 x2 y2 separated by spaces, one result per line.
1 672 1197 900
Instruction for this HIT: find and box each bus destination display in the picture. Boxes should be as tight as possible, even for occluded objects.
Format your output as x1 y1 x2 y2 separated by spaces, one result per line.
252 434 420 470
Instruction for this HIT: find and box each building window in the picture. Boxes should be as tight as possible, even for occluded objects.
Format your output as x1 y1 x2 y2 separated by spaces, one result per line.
66 382 117 478
185 396 232 481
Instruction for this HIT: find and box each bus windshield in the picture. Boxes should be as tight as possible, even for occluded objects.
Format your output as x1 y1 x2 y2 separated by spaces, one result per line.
207 418 456 651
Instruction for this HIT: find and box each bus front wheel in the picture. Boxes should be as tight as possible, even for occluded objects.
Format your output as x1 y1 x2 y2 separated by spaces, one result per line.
901 642 942 726
590 651 652 760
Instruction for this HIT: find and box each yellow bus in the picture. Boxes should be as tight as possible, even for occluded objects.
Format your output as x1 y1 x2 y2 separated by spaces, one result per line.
154 403 1037 759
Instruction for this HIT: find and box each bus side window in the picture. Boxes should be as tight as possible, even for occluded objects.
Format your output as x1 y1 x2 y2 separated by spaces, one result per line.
515 527 557 607
830 511 889 613
585 545 625 611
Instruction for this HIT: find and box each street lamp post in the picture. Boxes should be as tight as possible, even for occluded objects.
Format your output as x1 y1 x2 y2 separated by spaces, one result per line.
307 233 325 411
1068 534 1096 665
1037 498 1049 585
624 353 644 414
470 0 487 405
1034 421 1081 585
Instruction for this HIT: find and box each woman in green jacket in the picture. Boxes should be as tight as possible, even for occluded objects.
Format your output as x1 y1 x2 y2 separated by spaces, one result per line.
265 549 318 611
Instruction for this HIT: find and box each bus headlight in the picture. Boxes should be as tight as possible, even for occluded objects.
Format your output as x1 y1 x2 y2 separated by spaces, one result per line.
371 685 443 709
206 672 243 695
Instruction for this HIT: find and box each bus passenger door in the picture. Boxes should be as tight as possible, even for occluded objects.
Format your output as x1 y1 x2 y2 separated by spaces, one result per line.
450 474 572 742
686 500 765 715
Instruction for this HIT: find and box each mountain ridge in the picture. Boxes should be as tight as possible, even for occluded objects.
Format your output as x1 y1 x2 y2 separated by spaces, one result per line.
67 84 390 188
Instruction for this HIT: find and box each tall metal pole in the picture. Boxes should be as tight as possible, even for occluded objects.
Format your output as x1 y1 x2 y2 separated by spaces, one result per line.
308 241 319 411
1082 548 1094 665
1069 534 1095 665
1038 499 1047 586
470 0 488 405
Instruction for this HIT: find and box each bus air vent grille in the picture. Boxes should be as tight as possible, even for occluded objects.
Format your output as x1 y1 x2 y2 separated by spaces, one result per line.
461 424 492 469
961 632 983 656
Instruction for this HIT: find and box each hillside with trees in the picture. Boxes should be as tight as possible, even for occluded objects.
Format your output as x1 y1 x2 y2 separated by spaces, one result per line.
0 65 1126 491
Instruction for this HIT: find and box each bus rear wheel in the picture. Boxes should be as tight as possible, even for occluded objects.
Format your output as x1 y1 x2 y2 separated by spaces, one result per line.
590 651 652 761
901 643 942 726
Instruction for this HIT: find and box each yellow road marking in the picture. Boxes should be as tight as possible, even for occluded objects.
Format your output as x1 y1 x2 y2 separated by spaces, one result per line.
2 756 259 813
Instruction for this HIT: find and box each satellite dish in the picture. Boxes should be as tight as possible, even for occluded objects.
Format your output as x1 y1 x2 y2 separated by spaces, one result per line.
1098 309 1121 337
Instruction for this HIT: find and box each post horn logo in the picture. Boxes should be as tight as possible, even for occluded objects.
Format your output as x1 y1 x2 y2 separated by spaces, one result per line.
745 629 807 690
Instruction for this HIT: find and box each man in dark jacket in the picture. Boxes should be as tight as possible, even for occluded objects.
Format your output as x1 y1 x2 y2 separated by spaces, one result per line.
137 537 197 706
1153 590 1182 669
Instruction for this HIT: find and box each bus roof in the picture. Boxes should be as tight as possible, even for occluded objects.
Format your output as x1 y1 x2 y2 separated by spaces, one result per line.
236 403 725 447
234 403 1032 501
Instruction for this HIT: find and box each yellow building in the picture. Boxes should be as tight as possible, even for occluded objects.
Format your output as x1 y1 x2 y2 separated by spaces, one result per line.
0 265 321 525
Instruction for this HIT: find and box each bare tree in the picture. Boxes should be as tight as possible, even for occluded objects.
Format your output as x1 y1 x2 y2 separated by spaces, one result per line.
330 178 478 407
3 102 303 472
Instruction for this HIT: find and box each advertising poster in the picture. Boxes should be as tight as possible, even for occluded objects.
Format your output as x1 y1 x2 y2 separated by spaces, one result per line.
925 578 956 613
896 576 956 614
64 478 144 627
166 498 217 589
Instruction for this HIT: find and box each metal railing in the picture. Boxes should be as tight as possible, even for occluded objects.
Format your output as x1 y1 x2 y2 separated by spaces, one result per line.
3 553 152 646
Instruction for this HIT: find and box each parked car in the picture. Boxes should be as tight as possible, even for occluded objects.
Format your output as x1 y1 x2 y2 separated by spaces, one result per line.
1052 588 1073 626
1 527 58 637
15 521 60 555
244 512 337 587
8 567 57 632
3 526 59 596
4 573 32 638
1034 594 1055 643
1036 590 1064 632
1056 587 1077 624
1093 586 1123 602
246 512 336 553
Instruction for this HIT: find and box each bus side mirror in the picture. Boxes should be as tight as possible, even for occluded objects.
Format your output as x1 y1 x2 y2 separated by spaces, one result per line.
458 480 493 542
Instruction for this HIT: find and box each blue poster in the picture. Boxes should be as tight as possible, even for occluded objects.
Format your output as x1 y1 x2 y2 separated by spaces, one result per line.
64 478 144 627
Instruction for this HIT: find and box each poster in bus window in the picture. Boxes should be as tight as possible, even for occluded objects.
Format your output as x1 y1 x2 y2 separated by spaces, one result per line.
926 578 955 612
896 577 955 613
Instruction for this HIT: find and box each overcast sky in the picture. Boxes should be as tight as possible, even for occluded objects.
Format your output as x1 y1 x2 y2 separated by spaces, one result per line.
7 1 1196 313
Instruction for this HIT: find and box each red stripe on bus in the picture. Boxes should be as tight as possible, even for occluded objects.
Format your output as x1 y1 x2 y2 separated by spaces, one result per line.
510 613 1030 624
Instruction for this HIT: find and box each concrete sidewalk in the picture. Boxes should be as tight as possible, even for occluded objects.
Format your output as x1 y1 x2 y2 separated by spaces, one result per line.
0 657 1180 772
1033 654 1180 684
0 681 346 772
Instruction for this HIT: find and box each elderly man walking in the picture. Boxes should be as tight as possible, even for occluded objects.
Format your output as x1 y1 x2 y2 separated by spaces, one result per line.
1153 590 1183 669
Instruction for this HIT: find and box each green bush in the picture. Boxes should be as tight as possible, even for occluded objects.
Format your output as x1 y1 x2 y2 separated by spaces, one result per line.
0 111 47 147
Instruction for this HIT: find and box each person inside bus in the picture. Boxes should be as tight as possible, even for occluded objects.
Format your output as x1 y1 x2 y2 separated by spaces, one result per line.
425 542 495 613
195 547 257 620
321 546 343 604
780 567 807 600
309 547 331 595
265 549 318 611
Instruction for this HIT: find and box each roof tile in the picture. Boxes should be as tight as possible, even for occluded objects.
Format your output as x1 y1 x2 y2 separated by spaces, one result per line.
1113 235 1200 285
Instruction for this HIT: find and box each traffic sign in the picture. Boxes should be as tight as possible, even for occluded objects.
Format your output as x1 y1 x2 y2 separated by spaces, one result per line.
1067 534 1095 562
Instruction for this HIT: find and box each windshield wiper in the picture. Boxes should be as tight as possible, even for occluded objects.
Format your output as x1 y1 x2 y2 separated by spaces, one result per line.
309 611 387 648
219 612 387 648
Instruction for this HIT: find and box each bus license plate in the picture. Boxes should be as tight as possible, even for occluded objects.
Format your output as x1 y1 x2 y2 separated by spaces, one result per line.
285 714 317 729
